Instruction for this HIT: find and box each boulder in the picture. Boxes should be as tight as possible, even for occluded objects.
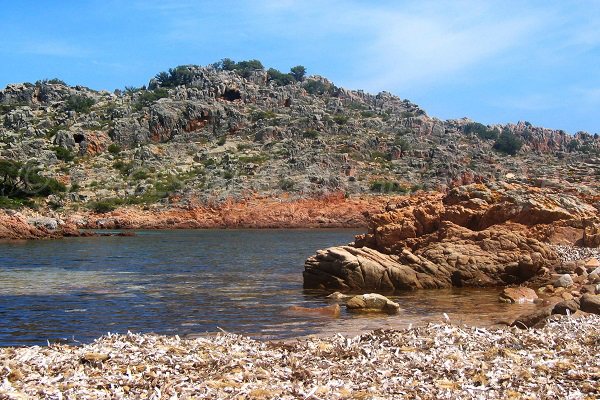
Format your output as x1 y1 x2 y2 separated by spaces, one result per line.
584 258 600 271
551 300 579 315
499 287 538 303
511 307 553 329
303 182 594 291
346 293 400 314
579 294 600 315
553 274 574 288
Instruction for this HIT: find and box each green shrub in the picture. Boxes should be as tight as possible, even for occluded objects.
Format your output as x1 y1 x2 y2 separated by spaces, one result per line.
303 130 319 139
251 110 277 121
463 122 498 140
35 78 67 86
493 129 523 155
369 180 409 193
279 178 295 191
89 199 121 213
152 65 198 88
113 160 134 175
333 114 349 125
131 169 150 180
0 160 66 200
133 89 169 111
290 65 306 81
303 80 330 95
223 171 234 180
267 68 295 86
360 110 376 118
217 136 227 146
107 143 122 154
65 95 95 113
52 146 75 162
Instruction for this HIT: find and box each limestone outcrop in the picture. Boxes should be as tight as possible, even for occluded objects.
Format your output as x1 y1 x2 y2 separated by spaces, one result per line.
304 182 599 291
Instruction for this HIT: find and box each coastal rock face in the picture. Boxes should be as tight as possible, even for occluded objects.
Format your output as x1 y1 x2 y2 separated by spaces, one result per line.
0 211 79 240
304 182 598 291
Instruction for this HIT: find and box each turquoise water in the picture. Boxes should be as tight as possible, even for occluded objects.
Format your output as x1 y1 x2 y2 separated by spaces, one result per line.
0 229 538 346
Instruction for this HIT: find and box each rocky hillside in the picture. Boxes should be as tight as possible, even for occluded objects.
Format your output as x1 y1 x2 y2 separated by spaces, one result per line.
1 60 599 214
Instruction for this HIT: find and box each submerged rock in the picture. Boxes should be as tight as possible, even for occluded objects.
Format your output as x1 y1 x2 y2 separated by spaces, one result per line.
346 293 400 314
499 287 538 303
286 304 341 317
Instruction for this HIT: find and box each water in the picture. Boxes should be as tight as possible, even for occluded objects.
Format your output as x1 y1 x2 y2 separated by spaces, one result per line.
0 230 538 346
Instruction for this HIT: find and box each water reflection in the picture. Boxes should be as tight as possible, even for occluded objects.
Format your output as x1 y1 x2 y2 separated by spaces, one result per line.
0 230 539 346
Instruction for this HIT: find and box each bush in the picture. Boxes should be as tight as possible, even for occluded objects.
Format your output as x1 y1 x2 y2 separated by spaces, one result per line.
303 130 319 139
493 129 523 155
303 80 330 95
113 160 134 175
463 122 498 140
0 160 66 200
89 199 121 213
153 66 198 88
107 143 122 154
52 146 75 162
333 114 349 125
279 178 295 191
290 65 306 81
131 169 150 180
133 88 169 110
267 68 295 86
36 78 66 86
369 180 408 193
251 110 277 121
65 95 95 113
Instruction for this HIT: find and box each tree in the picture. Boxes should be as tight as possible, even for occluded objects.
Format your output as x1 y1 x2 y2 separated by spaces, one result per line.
493 129 523 155
221 58 236 71
267 68 295 86
290 65 306 81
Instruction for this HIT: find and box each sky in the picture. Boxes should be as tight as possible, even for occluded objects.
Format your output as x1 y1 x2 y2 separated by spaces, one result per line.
1 0 599 134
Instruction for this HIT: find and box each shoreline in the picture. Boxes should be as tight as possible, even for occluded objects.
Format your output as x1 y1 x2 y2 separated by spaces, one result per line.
0 193 400 240
1 315 598 399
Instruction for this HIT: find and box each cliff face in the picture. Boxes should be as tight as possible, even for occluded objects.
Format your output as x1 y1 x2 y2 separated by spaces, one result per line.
0 63 599 218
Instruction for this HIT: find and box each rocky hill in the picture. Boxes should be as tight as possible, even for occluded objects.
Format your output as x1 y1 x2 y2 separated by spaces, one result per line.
1 60 599 219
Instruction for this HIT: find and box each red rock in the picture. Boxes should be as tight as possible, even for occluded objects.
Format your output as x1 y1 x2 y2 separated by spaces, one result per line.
499 287 538 303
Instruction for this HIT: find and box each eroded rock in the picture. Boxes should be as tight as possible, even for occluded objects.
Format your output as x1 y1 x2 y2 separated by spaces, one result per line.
346 293 400 314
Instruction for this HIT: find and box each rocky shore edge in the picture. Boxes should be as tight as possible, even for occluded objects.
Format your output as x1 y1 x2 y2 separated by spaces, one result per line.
1 315 598 399
0 194 397 240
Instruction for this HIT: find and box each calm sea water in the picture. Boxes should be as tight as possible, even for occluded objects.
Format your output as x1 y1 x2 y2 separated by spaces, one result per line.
0 230 538 346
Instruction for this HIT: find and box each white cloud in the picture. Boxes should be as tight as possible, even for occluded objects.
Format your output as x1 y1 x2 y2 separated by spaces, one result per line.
341 2 545 92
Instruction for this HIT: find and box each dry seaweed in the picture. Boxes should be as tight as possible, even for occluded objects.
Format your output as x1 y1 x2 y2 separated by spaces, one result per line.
1 315 599 399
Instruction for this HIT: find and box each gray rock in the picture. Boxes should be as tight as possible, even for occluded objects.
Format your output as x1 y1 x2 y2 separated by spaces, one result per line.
553 274 574 288
27 217 59 230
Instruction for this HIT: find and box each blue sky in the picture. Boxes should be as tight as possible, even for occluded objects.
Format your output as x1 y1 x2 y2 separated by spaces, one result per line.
1 1 599 134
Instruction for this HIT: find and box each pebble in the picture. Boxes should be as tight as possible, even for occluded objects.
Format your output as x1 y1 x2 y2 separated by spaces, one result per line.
552 245 600 262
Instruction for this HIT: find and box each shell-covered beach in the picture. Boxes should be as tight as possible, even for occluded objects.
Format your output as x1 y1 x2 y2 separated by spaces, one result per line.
2 315 598 399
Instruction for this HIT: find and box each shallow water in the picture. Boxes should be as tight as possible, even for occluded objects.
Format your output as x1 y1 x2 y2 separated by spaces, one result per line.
0 229 538 346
